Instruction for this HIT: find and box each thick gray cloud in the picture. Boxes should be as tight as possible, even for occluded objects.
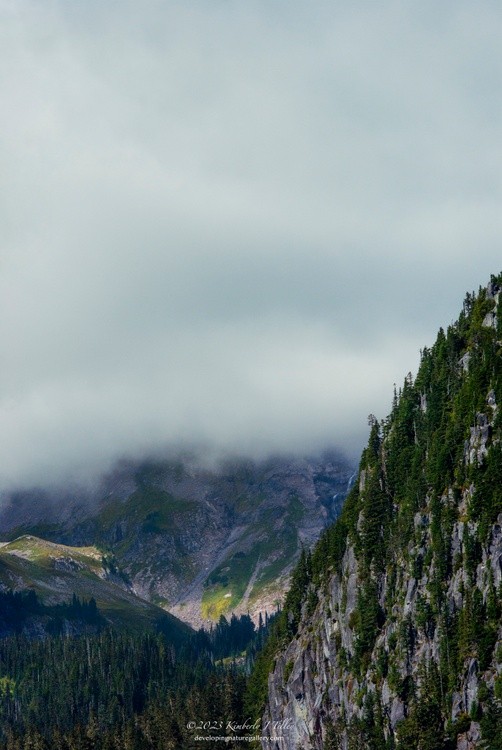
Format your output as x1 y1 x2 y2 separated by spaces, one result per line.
1 0 501 488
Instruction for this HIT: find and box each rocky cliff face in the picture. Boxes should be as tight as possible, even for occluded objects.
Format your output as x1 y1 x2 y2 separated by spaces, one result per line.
0 452 354 628
262 277 502 749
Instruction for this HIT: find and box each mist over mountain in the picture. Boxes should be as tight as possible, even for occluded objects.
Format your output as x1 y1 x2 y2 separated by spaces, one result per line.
1 1 501 491
1 2 501 748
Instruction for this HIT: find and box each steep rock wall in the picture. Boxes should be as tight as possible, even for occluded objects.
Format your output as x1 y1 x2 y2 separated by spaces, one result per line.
262 277 502 749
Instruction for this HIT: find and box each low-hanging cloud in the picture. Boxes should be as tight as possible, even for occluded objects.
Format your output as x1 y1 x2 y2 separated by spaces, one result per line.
1 0 501 489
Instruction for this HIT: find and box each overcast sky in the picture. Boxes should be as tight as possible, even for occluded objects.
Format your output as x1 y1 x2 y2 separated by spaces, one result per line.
0 0 501 490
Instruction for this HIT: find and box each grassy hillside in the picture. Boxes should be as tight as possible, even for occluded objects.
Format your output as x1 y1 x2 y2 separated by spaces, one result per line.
0 536 191 639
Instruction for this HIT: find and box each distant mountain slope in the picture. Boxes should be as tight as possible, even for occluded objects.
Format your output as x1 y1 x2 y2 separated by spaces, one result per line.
0 535 190 639
0 452 354 627
254 275 502 750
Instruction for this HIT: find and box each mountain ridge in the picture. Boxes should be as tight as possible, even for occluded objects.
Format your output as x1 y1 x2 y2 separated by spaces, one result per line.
252 274 502 750
0 452 355 628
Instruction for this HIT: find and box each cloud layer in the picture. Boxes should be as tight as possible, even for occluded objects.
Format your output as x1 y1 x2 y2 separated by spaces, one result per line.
1 1 501 488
